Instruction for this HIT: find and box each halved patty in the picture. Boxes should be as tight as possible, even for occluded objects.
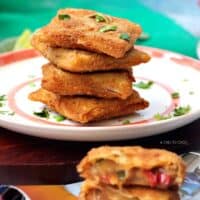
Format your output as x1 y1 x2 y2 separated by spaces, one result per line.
42 63 134 99
34 8 142 58
28 88 149 124
77 146 185 189
31 36 150 72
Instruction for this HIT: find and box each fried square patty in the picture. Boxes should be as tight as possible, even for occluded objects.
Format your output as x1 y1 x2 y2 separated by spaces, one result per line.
42 63 134 99
77 146 186 189
34 8 142 58
29 88 149 124
31 36 150 72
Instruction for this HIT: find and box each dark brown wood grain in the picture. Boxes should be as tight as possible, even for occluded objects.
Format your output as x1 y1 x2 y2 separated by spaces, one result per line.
0 119 199 185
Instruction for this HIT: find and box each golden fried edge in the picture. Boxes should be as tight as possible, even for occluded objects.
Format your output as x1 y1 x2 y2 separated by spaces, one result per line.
31 35 150 72
79 180 180 200
28 88 149 123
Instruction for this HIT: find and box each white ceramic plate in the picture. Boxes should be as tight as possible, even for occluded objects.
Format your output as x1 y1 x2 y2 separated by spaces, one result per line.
0 47 200 141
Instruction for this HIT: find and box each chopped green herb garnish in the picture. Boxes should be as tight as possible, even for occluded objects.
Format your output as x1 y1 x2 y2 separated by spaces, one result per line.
29 82 36 87
116 170 126 180
0 110 8 115
182 79 188 82
154 113 172 121
0 111 8 115
90 13 112 23
0 95 7 101
33 107 49 118
53 115 65 122
0 111 15 115
8 112 15 116
58 14 70 20
119 33 130 41
95 14 105 22
0 102 3 107
90 13 106 22
122 119 130 125
138 32 150 41
99 25 117 32
171 92 180 99
189 91 194 95
173 105 190 117
134 81 154 89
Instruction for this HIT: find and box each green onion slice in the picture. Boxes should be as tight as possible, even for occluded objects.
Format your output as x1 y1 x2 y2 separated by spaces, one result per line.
171 92 180 99
54 115 66 122
122 119 130 125
58 14 71 20
0 95 7 101
119 33 130 41
116 170 126 180
33 107 49 118
134 81 154 89
173 105 190 117
99 25 117 32
154 113 172 121
90 13 112 23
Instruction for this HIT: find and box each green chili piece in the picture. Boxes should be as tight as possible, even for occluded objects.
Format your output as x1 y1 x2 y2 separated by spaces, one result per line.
58 14 70 20
119 33 130 41
116 170 126 180
99 25 117 32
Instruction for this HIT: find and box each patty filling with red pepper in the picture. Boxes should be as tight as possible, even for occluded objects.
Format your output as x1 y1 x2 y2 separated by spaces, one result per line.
90 159 177 189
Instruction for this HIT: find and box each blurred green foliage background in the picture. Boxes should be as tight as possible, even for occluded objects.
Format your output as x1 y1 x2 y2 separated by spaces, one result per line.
0 0 198 57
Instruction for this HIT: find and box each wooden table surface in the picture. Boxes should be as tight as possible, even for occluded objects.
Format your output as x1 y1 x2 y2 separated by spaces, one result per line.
0 118 200 185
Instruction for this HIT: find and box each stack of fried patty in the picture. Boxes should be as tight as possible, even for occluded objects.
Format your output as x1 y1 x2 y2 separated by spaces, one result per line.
29 8 150 123
77 146 186 200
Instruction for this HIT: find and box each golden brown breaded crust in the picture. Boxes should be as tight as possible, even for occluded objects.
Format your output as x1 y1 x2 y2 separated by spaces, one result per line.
28 88 149 124
79 181 180 200
31 37 150 72
42 63 134 99
77 146 186 186
34 8 142 58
